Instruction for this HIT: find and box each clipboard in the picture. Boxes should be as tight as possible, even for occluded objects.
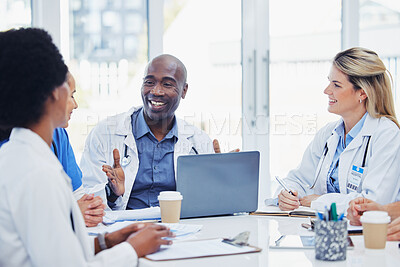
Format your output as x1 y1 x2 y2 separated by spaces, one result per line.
145 238 262 261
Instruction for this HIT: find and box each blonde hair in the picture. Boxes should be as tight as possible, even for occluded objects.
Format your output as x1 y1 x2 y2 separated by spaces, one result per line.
333 47 399 128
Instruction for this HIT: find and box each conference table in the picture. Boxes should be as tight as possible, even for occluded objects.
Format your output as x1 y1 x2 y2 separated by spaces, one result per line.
138 214 400 267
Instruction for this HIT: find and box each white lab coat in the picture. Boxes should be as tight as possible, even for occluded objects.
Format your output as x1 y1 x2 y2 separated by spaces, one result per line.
80 106 214 210
278 114 400 207
0 128 137 267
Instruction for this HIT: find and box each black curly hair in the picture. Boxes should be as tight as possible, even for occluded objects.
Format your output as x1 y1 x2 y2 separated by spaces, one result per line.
0 28 68 140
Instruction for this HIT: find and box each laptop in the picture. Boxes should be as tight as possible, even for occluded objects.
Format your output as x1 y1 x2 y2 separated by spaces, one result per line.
176 151 260 218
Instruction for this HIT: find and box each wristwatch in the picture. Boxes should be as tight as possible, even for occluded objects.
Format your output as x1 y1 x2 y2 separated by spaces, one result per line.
105 183 119 203
97 232 108 250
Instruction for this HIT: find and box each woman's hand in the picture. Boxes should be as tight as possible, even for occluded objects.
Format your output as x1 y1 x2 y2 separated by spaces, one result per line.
346 197 384 226
105 223 148 248
387 216 400 241
127 224 174 257
77 194 105 227
278 190 300 211
299 194 320 207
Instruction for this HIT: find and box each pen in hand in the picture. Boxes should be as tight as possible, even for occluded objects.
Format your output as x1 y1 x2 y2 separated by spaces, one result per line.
275 176 295 196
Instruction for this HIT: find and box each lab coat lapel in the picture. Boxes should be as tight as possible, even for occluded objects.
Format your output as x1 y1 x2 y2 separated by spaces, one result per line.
317 132 339 193
338 114 376 193
115 106 139 154
342 114 376 152
338 139 362 193
115 107 139 208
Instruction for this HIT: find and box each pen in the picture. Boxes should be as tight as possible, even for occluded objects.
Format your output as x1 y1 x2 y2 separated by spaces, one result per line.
275 235 286 246
301 223 312 231
324 206 329 221
330 203 338 221
275 176 295 196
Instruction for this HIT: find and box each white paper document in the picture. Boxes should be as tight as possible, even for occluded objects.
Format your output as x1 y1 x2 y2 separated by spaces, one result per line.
88 221 139 235
87 222 203 239
146 238 260 261
161 223 202 240
102 207 161 224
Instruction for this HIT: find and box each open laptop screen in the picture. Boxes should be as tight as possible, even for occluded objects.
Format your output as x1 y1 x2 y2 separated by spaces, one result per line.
177 151 260 218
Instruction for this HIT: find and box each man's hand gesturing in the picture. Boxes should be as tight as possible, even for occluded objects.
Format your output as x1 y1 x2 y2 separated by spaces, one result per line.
102 148 126 196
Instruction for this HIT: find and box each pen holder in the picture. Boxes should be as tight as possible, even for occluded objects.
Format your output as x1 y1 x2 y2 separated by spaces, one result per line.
314 220 347 261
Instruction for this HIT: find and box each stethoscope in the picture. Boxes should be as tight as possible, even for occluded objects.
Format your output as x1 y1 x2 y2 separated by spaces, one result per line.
121 144 131 167
309 135 371 189
120 142 199 167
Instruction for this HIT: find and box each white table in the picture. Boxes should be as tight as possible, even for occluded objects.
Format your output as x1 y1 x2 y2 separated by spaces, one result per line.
139 214 400 267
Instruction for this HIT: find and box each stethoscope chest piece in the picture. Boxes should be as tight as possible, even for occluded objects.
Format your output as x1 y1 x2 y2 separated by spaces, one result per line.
121 155 131 167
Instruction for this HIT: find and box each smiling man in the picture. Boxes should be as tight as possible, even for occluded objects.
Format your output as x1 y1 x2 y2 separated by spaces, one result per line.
80 54 214 210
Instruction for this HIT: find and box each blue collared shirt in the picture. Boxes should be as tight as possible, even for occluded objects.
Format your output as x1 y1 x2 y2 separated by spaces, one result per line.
52 128 83 191
127 108 178 209
0 139 7 147
327 112 368 193
0 128 82 191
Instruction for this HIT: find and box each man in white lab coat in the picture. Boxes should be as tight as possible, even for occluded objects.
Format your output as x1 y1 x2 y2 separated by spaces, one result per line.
81 54 215 210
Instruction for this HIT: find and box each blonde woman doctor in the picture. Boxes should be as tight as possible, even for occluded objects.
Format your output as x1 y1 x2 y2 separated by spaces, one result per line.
277 47 400 211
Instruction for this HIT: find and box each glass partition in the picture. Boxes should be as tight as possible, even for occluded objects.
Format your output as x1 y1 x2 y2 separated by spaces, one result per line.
360 0 400 112
68 0 149 160
0 0 31 30
269 0 342 195
163 0 242 152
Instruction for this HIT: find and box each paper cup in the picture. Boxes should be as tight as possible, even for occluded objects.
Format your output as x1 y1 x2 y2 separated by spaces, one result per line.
158 191 183 223
360 211 390 249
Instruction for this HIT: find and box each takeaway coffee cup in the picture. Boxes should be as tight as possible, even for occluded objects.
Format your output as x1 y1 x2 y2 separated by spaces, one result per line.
158 191 183 223
360 211 391 249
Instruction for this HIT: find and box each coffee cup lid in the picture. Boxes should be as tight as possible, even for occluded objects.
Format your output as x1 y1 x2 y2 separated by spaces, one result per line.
360 211 390 224
158 191 183 201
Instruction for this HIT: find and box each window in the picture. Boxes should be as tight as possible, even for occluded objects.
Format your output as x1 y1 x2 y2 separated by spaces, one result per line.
269 0 342 194
360 0 400 111
0 0 31 30
68 0 148 160
163 0 242 152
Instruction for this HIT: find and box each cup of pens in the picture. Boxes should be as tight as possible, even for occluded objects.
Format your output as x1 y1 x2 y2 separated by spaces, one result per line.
314 203 347 261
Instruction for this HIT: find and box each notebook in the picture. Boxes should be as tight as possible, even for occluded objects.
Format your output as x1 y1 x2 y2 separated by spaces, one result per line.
176 151 260 218
251 205 316 218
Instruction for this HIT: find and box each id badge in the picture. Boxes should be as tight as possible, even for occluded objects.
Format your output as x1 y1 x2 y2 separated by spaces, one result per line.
347 165 364 192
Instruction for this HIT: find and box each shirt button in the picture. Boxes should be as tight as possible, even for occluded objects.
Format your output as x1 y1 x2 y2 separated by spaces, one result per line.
154 166 157 170
156 144 160 148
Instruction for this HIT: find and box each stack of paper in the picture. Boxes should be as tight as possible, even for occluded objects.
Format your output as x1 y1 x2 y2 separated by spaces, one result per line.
88 221 141 235
161 223 203 240
102 206 161 224
87 221 203 240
